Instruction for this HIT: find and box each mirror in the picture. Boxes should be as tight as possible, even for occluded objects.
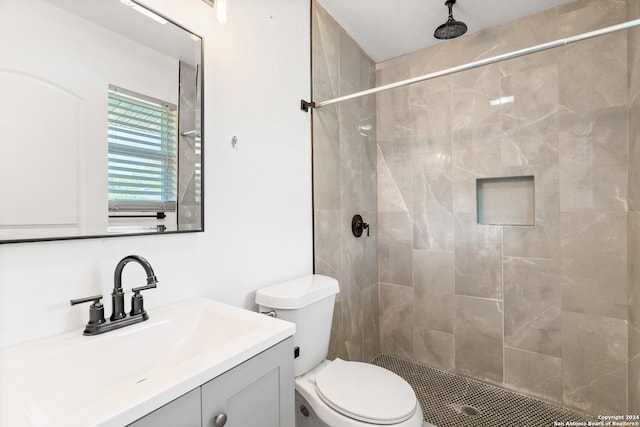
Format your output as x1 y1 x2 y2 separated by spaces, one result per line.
0 0 203 243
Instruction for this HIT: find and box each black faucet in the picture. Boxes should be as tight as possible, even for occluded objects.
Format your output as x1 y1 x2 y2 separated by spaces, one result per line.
111 255 158 321
70 255 158 336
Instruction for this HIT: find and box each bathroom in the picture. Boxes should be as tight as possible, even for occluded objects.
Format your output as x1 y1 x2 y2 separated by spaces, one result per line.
0 0 638 425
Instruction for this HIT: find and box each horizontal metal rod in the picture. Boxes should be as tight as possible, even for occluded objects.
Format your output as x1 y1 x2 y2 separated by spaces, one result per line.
181 130 201 137
315 18 640 109
109 212 166 219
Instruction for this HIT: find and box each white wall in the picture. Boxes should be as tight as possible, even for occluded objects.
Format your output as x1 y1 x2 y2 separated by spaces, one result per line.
0 0 312 349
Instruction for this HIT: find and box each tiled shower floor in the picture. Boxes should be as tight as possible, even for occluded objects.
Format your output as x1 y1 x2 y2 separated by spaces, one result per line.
370 354 597 427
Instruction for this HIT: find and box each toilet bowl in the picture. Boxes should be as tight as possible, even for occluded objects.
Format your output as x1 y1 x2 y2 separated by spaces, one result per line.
295 359 423 426
256 275 423 427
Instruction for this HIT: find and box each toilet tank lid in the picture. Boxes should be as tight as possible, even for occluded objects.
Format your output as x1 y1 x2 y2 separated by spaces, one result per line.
255 274 339 309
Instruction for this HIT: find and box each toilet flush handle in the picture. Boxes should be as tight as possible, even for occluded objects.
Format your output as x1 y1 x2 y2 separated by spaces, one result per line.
261 309 277 318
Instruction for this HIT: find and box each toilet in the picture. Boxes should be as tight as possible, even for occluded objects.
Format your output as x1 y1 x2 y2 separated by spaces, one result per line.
256 274 423 427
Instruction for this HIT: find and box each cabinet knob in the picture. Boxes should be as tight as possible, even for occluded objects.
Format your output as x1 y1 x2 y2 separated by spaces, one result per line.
214 413 228 427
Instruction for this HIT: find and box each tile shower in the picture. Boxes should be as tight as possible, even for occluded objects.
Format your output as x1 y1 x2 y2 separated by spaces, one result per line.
313 0 640 418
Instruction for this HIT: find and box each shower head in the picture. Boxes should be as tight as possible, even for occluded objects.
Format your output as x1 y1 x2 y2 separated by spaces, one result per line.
434 0 468 40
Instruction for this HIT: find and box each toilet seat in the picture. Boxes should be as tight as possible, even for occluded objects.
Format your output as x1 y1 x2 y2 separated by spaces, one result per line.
314 359 418 425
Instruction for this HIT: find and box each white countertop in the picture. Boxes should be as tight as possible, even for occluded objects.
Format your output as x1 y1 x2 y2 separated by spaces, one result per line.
0 297 295 427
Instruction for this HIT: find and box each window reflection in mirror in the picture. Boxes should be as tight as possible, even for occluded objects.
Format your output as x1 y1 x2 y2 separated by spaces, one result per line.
107 85 178 233
0 0 203 242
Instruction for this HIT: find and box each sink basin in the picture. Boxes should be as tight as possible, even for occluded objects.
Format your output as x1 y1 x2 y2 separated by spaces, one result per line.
0 297 295 427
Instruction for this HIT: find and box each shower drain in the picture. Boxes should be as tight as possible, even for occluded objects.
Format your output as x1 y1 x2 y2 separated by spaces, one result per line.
460 405 481 417
448 403 481 418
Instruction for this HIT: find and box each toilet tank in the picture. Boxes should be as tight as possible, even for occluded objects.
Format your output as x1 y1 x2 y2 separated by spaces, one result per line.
256 274 339 376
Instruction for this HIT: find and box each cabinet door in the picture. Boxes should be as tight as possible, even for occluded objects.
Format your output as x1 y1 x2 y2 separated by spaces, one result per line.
127 388 201 427
201 337 294 427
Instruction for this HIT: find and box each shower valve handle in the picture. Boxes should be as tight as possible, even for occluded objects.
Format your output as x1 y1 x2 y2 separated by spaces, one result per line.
351 214 370 238
363 222 370 237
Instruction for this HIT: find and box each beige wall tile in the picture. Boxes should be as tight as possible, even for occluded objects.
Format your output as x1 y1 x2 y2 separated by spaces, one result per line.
339 30 362 93
414 327 455 372
630 211 640 328
328 299 344 360
557 0 627 37
501 114 559 168
452 124 503 178
630 2 640 409
451 68 501 132
561 211 628 319
630 101 640 212
314 209 342 282
504 257 562 357
455 295 504 384
454 213 503 299
495 7 558 77
377 145 412 214
410 82 452 154
341 253 364 362
630 353 640 414
362 213 378 287
379 212 413 286
631 198 640 414
412 154 454 252
504 347 562 404
406 42 457 78
496 8 558 60
376 59 410 86
360 49 376 90
452 166 478 214
340 112 365 256
503 164 561 260
500 64 559 130
380 284 414 359
414 251 454 334
562 311 628 414
630 323 640 413
363 283 380 362
630 0 640 104
312 108 339 211
376 80 412 145
377 134 413 214
631 322 640 365
311 1 339 101
503 221 561 260
558 34 627 113
559 162 627 214
559 106 628 213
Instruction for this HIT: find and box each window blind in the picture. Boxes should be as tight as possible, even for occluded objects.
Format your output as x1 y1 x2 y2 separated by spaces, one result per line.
108 86 177 212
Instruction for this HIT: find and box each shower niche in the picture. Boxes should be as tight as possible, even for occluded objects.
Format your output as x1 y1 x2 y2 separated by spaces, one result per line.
476 176 535 226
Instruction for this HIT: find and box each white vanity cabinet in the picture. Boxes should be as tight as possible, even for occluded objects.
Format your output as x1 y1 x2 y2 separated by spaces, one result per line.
128 337 294 427
127 389 201 427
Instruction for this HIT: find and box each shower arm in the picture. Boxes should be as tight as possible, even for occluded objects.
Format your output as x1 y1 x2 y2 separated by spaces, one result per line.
301 18 640 111
446 0 454 19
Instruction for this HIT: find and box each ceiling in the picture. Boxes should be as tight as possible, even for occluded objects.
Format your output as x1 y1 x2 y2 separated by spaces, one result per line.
316 0 573 63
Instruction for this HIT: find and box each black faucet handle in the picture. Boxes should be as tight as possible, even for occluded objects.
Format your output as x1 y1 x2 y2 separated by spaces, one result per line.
130 283 156 317
70 294 103 306
70 294 106 327
132 283 157 293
